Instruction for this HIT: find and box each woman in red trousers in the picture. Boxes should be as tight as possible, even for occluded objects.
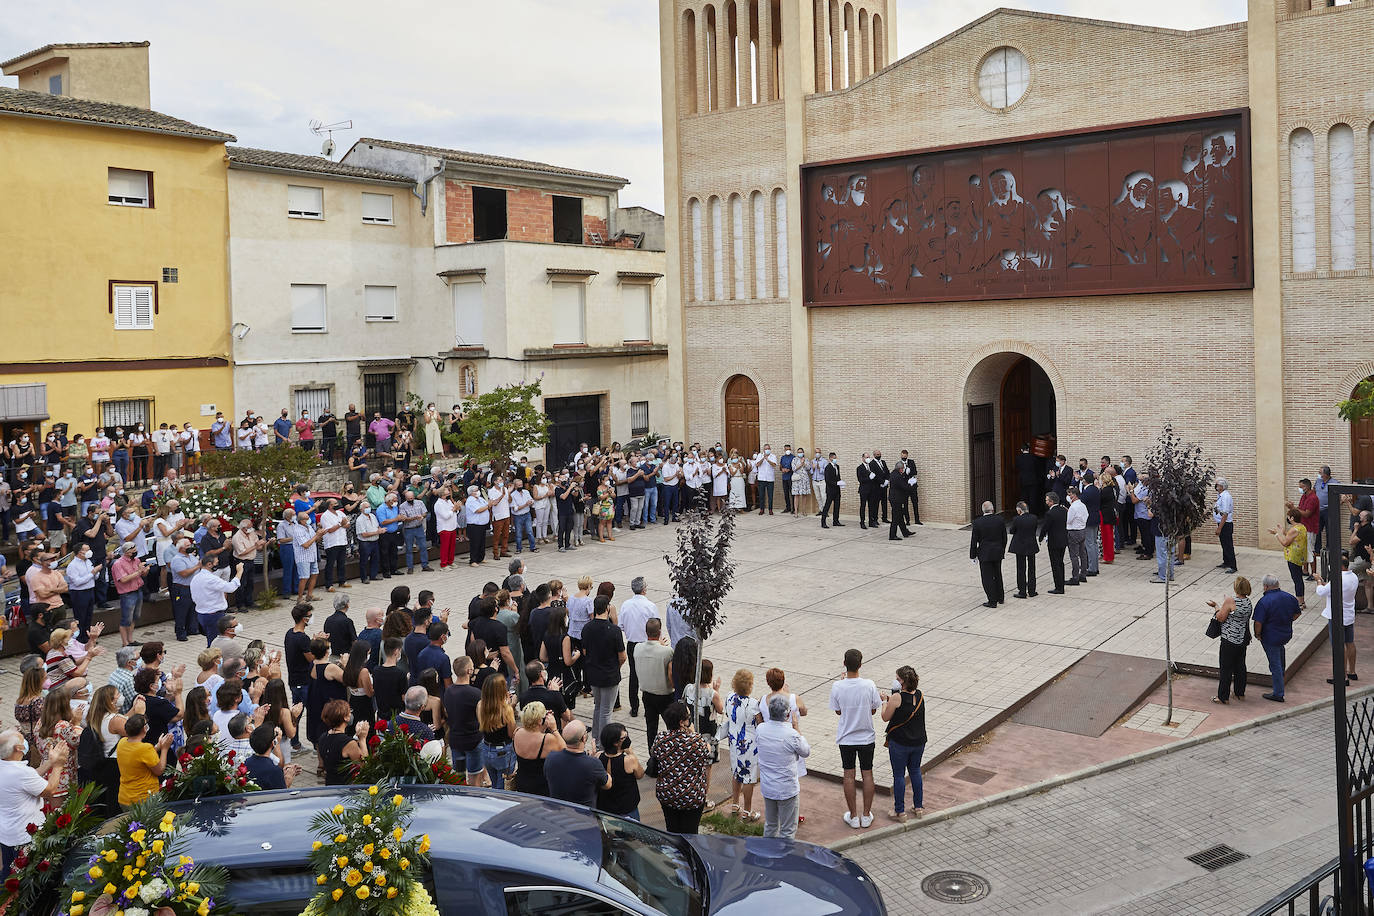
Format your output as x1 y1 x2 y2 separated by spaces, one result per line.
1099 468 1118 564
434 487 459 568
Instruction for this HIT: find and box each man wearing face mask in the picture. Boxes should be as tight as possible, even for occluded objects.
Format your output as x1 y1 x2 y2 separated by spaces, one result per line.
152 423 175 480
821 452 844 529
285 509 325 601
74 503 113 609
355 501 381 582
77 464 99 516
295 410 315 453
660 451 682 524
273 409 294 446
191 560 242 648
755 444 778 516
211 412 232 452
167 537 203 641
1047 454 1073 505
376 492 403 578
65 542 101 642
55 465 79 521
231 521 265 611
274 509 299 597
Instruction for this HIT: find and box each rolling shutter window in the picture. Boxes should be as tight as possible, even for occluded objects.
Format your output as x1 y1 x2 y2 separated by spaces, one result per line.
290 284 327 332
287 185 324 218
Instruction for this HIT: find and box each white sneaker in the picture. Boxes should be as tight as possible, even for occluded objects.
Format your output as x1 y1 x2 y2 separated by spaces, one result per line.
842 812 859 828
860 812 874 828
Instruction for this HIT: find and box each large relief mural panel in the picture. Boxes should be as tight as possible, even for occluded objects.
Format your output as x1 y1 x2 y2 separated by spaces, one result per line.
802 111 1251 306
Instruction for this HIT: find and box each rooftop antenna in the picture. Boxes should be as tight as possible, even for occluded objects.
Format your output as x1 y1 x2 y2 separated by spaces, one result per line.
309 119 353 159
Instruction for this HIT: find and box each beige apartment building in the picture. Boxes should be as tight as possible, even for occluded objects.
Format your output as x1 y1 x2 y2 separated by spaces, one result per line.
657 0 1374 545
341 139 672 462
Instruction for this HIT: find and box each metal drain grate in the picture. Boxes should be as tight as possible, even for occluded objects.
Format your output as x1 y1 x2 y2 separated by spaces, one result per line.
1186 844 1250 871
921 870 992 904
952 766 997 785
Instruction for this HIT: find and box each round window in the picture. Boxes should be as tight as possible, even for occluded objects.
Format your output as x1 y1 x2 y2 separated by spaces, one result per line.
977 47 1029 109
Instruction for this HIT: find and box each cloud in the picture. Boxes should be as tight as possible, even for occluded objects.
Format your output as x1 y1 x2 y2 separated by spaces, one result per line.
0 0 1246 212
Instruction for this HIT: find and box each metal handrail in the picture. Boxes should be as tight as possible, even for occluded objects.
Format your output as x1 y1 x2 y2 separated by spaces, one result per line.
1248 856 1340 916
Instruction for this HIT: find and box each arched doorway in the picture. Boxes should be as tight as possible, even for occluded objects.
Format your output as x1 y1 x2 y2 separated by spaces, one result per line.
964 352 1057 517
724 374 760 457
1353 378 1374 483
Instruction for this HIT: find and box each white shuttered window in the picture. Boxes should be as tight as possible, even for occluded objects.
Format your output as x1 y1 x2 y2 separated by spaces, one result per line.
108 168 150 207
361 193 394 225
112 284 154 329
621 283 652 342
552 281 586 345
364 285 397 321
287 185 324 218
290 284 327 332
452 281 483 346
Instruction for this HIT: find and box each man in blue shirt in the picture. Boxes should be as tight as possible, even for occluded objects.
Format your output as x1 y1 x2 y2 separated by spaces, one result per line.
416 621 453 688
273 409 293 446
375 493 402 578
210 412 233 451
1252 574 1302 702
1315 466 1336 553
244 725 298 789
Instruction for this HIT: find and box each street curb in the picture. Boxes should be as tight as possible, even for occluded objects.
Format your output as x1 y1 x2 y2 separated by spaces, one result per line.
830 684 1374 853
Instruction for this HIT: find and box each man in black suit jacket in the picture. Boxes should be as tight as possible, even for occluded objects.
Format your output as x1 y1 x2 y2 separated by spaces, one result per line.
1080 472 1102 577
970 501 1007 607
1015 443 1041 514
1009 500 1040 598
899 450 921 525
870 452 891 523
856 453 877 529
888 466 914 540
1046 454 1073 504
1038 492 1069 593
821 452 844 528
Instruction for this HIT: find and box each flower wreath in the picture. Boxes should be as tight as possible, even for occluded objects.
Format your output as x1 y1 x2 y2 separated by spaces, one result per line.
161 742 260 801
0 785 104 915
352 718 463 786
59 798 232 916
302 785 436 916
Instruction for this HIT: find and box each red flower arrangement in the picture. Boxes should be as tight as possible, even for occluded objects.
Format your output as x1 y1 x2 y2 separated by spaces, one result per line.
162 741 261 801
0 785 102 914
353 717 463 785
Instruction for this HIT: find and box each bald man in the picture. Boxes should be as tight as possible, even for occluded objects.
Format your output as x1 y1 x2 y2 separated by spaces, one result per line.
544 721 610 807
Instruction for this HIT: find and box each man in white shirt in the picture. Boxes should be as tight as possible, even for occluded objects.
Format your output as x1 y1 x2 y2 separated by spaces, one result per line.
830 648 881 829
191 561 242 648
754 444 778 516
756 695 811 838
464 485 497 567
355 503 381 583
509 479 536 554
286 513 324 601
318 500 350 591
1213 477 1237 574
1318 555 1361 685
659 454 682 524
151 423 175 480
618 576 661 718
1065 488 1089 587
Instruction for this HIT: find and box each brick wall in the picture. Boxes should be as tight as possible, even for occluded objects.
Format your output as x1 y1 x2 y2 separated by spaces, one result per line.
443 181 556 243
444 182 473 244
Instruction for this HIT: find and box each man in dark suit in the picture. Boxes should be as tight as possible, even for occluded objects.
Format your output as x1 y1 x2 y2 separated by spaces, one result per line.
1015 443 1041 514
888 465 914 540
1038 492 1069 594
821 452 844 529
970 501 1007 607
1009 500 1040 598
1046 454 1073 505
898 450 921 525
856 453 877 529
1080 471 1102 577
870 452 891 523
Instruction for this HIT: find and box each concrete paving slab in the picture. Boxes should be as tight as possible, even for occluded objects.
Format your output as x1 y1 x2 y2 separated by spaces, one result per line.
1010 651 1163 737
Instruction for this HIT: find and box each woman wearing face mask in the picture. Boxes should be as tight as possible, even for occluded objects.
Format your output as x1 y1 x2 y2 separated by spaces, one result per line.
90 427 111 475
65 543 101 643
13 432 36 473
41 432 64 475
791 448 814 516
109 428 129 482
531 472 553 546
710 452 729 514
65 433 88 477
727 453 747 511
423 403 443 456
128 423 150 485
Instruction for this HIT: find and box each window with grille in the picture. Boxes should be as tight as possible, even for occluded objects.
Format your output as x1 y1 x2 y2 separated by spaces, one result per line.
293 388 331 419
361 193 394 225
631 401 649 437
108 168 151 207
290 284 327 332
101 399 152 429
112 284 155 329
364 285 397 321
287 185 324 219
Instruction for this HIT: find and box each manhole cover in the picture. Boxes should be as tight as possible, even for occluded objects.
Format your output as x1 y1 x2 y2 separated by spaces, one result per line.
1186 843 1250 871
952 766 996 785
921 870 992 904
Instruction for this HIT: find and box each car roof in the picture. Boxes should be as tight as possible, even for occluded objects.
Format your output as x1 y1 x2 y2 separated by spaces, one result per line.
165 786 612 888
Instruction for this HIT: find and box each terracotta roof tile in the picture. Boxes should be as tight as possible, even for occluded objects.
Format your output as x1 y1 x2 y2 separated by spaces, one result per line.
1 41 149 70
0 86 232 140
353 137 627 185
226 146 412 183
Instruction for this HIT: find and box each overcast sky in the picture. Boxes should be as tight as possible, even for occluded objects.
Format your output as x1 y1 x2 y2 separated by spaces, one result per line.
3 0 1243 211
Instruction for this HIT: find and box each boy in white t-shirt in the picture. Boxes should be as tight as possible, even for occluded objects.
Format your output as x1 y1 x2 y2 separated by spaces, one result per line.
830 648 882 829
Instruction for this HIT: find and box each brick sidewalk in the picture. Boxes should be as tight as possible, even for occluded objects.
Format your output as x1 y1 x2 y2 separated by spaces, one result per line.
845 699 1345 915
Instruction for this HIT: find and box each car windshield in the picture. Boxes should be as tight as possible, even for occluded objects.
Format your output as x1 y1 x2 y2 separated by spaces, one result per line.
595 814 704 916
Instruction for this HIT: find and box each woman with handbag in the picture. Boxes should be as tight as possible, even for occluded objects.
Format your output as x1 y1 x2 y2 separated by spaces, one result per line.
1206 575 1254 704
879 665 927 822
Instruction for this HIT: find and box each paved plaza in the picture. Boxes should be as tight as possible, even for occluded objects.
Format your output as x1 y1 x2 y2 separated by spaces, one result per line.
7 508 1329 793
848 697 1347 914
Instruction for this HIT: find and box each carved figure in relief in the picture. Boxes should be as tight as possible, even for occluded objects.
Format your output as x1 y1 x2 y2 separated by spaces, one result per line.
1111 172 1155 265
1024 189 1067 269
1156 181 1204 278
982 170 1029 270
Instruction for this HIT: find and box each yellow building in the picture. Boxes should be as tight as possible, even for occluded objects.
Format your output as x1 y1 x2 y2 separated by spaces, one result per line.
0 42 235 440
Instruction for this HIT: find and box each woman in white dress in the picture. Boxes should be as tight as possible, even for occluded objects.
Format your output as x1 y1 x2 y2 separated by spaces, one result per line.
710 453 729 514
725 669 761 821
531 473 553 544
423 404 443 456
727 453 747 510
791 449 813 516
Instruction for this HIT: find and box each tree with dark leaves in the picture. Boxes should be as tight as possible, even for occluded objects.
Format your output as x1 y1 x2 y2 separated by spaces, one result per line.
664 506 738 729
1145 423 1216 725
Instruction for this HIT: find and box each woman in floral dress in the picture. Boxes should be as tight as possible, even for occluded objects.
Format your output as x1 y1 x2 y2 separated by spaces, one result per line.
39 688 82 800
791 449 814 516
724 669 761 821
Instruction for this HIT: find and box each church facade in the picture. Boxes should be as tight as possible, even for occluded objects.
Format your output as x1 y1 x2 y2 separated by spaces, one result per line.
657 0 1374 545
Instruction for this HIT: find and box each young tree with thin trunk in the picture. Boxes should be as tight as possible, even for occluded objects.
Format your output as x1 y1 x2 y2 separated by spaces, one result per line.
664 507 738 731
1145 424 1216 725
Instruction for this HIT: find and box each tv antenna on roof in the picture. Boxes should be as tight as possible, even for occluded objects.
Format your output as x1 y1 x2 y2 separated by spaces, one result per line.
309 119 353 159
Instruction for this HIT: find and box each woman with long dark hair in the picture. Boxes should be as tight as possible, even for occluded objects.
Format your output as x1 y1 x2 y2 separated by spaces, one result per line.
342 639 375 727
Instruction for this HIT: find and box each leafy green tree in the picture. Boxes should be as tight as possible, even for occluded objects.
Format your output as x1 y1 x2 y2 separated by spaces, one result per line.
1338 379 1374 423
449 380 550 470
201 444 320 528
1145 424 1216 725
